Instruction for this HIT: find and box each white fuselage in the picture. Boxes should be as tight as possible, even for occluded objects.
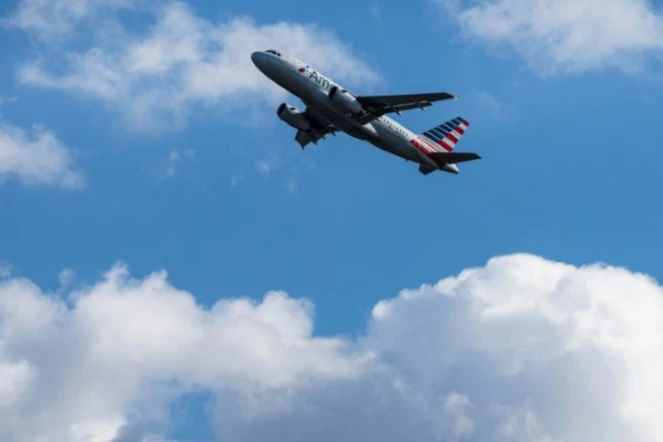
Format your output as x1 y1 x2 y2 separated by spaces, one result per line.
251 50 441 169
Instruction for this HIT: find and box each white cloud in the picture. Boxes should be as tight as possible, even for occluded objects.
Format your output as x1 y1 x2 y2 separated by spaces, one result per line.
365 254 663 442
0 360 37 409
471 89 510 119
442 392 475 440
0 265 369 441
0 264 12 279
370 1 382 22
0 96 17 108
446 0 663 75
5 0 137 40
496 405 558 442
0 254 662 441
15 1 380 132
58 268 75 287
284 177 297 194
0 121 84 189
255 155 279 177
147 148 196 184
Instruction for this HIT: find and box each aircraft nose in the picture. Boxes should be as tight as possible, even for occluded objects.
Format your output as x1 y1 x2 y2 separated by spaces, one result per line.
251 51 266 68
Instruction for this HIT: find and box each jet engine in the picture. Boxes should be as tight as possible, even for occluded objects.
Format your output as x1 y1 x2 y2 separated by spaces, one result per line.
277 103 311 131
329 85 363 114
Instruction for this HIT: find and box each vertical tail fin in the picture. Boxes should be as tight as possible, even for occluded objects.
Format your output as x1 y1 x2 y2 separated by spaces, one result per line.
420 117 470 152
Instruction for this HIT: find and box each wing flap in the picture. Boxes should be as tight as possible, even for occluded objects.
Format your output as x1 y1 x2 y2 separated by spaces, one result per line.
295 108 338 148
295 130 318 148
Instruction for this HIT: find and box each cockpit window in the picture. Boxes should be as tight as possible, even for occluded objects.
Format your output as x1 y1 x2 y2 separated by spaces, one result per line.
266 49 281 57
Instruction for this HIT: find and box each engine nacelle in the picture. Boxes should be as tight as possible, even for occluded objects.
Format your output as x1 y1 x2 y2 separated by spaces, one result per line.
277 103 311 131
329 85 363 114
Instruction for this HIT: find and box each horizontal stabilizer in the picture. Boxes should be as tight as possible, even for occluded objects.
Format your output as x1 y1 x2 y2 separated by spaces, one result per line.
429 152 481 165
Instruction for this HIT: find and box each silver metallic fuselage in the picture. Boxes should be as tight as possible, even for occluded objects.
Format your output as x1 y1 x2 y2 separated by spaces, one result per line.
251 50 441 169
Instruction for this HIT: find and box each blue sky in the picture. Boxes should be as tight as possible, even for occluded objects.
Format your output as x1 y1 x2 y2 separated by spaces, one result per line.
1 1 663 441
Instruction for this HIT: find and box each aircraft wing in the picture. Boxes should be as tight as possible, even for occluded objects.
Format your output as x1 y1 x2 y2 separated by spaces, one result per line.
294 108 338 149
354 92 457 123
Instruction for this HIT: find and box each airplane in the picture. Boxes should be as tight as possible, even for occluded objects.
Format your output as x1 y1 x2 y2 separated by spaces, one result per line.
251 49 481 175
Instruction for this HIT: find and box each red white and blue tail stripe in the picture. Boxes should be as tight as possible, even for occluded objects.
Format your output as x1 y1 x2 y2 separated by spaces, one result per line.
409 117 479 174
420 117 469 152
409 116 470 157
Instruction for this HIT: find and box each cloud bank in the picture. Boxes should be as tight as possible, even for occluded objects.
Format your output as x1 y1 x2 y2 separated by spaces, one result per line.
0 121 84 189
9 1 379 132
446 0 663 75
1 253 661 441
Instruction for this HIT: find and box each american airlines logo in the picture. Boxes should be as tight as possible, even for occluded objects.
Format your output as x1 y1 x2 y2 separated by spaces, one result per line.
307 70 332 90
